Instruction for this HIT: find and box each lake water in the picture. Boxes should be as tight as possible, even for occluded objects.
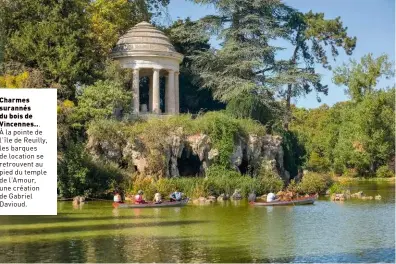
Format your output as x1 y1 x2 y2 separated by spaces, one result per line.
0 181 394 263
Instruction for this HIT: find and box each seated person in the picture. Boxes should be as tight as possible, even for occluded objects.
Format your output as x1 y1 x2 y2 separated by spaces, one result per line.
113 191 122 203
153 191 162 204
266 192 279 203
170 189 183 202
134 190 146 204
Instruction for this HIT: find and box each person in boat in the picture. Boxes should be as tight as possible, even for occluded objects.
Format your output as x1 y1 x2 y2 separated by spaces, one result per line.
266 192 280 203
113 191 123 203
134 190 146 204
170 189 183 202
153 191 162 204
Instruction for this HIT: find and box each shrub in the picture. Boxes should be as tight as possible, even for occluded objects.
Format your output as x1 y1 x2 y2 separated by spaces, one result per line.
327 182 344 195
258 172 284 194
57 143 90 198
376 165 394 178
130 175 156 200
286 179 300 193
298 172 333 194
205 165 261 197
57 142 127 198
73 80 132 126
257 164 284 194
127 164 287 199
342 168 359 178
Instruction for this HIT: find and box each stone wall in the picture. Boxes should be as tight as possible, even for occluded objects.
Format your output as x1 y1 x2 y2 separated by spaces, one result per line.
86 129 290 182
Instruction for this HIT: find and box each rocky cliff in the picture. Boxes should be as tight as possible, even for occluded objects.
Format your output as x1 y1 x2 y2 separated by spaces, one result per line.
86 126 290 182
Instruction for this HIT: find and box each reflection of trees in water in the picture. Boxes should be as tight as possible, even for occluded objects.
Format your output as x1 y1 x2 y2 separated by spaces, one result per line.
240 205 296 261
0 239 88 263
1 197 394 262
0 237 392 262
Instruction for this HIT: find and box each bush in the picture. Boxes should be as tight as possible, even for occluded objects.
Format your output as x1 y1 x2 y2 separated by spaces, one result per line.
130 175 156 200
327 182 344 195
258 170 284 194
298 172 333 194
126 164 285 200
376 165 394 178
286 179 300 193
73 80 132 126
57 142 127 198
342 168 359 178
87 111 269 176
57 143 90 198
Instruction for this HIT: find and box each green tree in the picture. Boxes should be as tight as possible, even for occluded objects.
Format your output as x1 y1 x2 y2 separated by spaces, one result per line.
280 10 356 129
57 142 90 197
333 53 394 102
290 87 394 176
87 0 170 58
1 0 170 98
73 80 132 127
226 93 281 128
1 0 93 97
166 18 225 113
190 0 292 107
331 90 395 176
0 1 5 64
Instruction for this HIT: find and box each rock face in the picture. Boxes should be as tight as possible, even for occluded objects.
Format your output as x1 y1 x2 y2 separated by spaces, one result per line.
73 196 85 204
248 193 256 202
331 193 345 201
231 189 243 200
87 130 290 181
330 190 382 201
217 193 230 201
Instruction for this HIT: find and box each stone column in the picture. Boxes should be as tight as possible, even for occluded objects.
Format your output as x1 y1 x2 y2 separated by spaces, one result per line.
148 74 153 112
164 75 169 113
175 71 180 114
132 68 140 114
152 68 161 114
166 70 175 114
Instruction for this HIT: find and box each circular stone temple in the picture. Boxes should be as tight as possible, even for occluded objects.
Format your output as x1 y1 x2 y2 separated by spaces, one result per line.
110 21 184 114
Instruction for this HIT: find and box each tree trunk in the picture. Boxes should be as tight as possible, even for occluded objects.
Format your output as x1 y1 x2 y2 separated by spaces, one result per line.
284 46 299 130
283 84 293 130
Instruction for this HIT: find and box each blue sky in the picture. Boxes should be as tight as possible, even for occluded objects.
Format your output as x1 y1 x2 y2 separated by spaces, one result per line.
165 0 395 108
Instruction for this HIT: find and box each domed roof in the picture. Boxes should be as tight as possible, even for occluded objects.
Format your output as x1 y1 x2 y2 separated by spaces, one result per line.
110 21 183 62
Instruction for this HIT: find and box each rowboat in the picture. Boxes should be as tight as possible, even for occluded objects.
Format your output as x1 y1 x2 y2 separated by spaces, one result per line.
251 196 317 206
112 198 189 209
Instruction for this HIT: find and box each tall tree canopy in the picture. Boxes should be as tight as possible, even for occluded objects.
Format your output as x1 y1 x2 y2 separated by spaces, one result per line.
1 0 93 97
332 53 394 102
88 0 170 58
290 53 394 176
166 18 225 113
0 0 170 98
279 10 357 129
190 0 292 106
189 0 356 129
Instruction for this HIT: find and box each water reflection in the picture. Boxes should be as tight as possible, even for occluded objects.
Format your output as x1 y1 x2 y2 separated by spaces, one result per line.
112 208 120 217
0 181 394 263
132 208 141 217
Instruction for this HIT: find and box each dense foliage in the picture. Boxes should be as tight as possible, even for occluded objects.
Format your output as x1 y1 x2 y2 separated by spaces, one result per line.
0 0 169 97
290 88 395 177
166 19 226 113
87 111 267 173
130 165 284 200
0 0 393 198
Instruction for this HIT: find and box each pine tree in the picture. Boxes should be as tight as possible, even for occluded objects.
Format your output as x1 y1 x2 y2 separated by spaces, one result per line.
280 10 357 129
190 0 293 108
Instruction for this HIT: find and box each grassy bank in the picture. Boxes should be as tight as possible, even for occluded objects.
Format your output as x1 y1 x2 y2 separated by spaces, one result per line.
127 165 285 200
334 177 395 183
126 170 334 200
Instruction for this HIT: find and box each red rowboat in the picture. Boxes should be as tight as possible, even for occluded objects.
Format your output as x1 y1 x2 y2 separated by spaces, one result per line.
251 195 317 206
112 198 189 208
